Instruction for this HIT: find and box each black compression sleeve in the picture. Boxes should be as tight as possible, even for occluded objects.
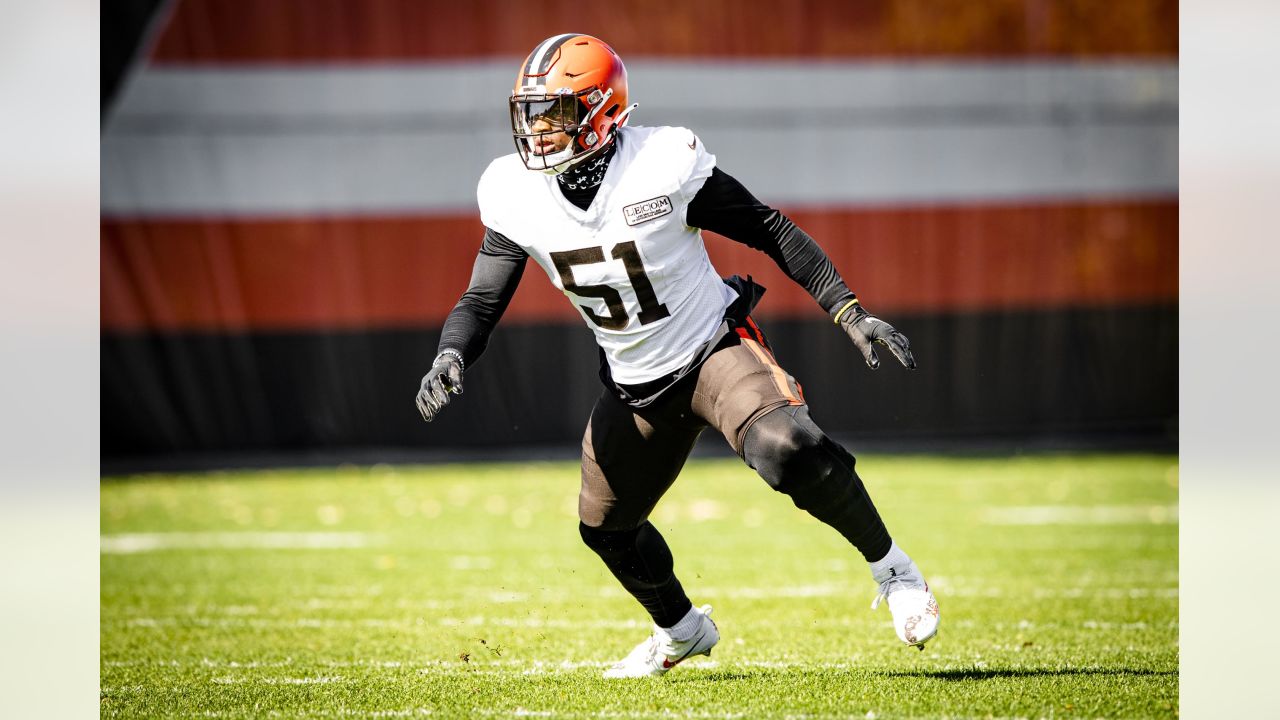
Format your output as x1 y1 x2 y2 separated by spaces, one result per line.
436 228 528 366
686 167 856 316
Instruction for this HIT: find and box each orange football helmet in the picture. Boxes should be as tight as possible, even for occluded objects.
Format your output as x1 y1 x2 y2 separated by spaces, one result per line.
510 34 637 175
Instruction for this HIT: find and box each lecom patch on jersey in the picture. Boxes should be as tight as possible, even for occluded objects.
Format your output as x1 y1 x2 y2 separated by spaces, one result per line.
622 196 673 226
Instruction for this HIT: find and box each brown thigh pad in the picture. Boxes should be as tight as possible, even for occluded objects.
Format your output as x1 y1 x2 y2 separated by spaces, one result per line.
691 337 805 455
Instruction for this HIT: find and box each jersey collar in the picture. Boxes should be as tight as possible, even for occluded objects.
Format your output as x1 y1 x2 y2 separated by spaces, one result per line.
544 134 626 224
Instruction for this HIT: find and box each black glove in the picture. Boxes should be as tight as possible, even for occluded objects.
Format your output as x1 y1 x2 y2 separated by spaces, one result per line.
416 351 464 422
835 300 917 370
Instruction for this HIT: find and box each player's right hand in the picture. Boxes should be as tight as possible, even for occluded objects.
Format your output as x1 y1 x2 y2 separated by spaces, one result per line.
416 351 464 422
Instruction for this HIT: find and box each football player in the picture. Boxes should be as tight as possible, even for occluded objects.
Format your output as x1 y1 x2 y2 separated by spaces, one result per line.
416 34 940 678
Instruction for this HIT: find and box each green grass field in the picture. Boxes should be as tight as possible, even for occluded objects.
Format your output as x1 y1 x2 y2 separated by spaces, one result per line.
101 454 1178 719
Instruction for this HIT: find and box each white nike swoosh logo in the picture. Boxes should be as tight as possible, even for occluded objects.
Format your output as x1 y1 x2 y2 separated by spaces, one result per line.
663 628 709 668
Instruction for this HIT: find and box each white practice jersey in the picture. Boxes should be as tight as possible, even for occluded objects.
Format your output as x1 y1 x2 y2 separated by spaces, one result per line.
477 125 738 384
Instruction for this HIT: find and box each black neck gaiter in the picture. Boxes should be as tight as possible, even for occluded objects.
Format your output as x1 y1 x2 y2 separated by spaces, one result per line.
556 142 617 211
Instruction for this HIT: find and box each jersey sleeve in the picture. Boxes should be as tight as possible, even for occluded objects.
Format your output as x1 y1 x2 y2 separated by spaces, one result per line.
476 158 513 238
672 128 717 209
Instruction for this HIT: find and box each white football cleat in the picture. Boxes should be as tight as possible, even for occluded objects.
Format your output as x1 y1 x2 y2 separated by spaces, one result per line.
603 605 719 679
871 560 940 649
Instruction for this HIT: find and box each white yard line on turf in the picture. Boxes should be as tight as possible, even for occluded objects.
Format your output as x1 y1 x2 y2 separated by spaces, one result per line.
212 675 347 685
981 504 1178 525
698 584 849 599
100 532 384 554
939 586 1179 599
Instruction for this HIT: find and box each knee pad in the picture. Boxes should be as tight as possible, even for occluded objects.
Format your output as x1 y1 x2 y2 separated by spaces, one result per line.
742 407 888 562
578 522 640 559
742 405 852 496
578 521 674 589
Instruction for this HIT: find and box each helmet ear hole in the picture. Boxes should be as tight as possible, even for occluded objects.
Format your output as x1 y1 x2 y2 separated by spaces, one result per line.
604 104 620 118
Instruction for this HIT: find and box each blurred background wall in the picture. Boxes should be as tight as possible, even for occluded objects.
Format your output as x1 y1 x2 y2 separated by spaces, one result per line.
100 0 1177 466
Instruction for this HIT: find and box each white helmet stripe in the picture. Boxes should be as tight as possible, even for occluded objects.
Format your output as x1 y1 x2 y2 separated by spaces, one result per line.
524 33 578 85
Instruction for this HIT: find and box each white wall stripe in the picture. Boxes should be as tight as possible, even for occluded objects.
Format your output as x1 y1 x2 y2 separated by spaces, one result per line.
102 60 1177 216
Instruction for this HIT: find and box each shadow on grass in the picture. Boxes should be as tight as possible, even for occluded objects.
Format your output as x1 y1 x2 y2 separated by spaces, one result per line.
663 670 756 683
660 665 1178 685
882 667 1178 681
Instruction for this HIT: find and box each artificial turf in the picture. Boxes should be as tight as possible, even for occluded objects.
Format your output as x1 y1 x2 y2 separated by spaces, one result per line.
101 453 1178 718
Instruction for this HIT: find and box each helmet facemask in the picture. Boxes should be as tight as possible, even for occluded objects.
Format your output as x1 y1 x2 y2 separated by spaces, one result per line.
510 88 615 175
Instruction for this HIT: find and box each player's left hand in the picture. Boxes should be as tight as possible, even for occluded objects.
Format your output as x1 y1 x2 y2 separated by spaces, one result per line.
836 301 917 370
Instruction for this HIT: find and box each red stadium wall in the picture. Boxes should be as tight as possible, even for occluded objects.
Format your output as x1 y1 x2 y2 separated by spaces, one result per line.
153 0 1176 61
102 199 1176 331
